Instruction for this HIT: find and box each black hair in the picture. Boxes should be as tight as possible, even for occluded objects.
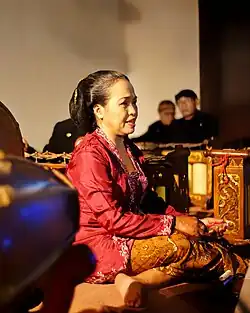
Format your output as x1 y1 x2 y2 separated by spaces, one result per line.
175 89 197 102
158 100 175 113
69 70 129 134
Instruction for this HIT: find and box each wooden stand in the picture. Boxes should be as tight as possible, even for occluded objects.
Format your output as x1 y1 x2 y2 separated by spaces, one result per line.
206 149 250 241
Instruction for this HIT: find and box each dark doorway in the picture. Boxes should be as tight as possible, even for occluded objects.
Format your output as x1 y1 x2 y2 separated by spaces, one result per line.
199 0 250 148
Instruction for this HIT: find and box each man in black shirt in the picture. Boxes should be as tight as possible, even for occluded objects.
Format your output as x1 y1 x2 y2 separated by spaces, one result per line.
43 118 80 153
174 89 218 143
132 100 177 143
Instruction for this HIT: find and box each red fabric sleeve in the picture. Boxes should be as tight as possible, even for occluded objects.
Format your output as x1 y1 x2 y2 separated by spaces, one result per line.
69 149 174 239
165 205 184 216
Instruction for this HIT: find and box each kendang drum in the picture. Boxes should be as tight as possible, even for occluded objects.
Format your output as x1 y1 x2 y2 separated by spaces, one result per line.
0 152 80 308
0 101 24 157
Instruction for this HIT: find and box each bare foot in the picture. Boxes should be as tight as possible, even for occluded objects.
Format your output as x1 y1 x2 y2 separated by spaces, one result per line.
115 273 146 309
28 302 43 312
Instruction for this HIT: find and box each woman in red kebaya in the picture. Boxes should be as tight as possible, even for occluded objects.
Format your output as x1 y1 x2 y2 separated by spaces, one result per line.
67 70 246 309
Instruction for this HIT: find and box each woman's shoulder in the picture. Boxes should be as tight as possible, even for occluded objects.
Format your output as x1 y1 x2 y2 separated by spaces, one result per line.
68 132 110 174
71 132 108 160
75 132 99 149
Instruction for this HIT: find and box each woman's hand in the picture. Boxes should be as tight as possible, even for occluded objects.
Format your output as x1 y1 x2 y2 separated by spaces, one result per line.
200 217 227 237
175 216 207 237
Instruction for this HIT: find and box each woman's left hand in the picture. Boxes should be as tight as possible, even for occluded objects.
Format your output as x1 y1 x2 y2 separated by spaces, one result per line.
200 217 227 237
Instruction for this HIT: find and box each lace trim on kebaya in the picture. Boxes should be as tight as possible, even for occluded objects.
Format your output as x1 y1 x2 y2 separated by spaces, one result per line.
85 235 131 284
96 127 148 209
85 268 119 284
158 215 174 236
95 127 145 177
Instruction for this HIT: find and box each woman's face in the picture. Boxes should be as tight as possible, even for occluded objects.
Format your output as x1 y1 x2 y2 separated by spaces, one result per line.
95 79 138 137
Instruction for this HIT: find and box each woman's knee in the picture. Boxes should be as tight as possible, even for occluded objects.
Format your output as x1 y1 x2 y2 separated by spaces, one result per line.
170 232 191 260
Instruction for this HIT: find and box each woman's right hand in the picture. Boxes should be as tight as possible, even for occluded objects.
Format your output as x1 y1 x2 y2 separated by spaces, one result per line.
175 216 207 237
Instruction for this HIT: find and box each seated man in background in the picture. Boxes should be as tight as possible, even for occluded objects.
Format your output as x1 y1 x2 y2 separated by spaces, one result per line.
174 89 219 144
132 100 177 143
43 118 86 153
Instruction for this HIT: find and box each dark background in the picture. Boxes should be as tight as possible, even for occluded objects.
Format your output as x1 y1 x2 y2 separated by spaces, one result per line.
199 0 250 147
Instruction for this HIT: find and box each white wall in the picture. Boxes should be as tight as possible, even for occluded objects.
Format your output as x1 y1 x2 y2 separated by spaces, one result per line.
0 0 199 150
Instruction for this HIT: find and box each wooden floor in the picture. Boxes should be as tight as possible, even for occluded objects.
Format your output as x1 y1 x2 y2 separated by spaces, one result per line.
68 282 238 313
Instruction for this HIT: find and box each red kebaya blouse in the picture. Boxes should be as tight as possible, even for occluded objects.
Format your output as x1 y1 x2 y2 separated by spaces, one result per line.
66 128 181 283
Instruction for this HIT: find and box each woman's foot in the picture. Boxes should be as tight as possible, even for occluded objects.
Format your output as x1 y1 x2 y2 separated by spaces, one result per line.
28 301 43 312
115 273 146 308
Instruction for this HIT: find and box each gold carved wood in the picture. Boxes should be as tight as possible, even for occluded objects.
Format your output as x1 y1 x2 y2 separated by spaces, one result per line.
213 156 244 240
0 152 14 208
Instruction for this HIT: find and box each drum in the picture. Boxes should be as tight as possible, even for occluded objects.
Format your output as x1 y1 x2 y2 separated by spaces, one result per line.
0 152 80 308
0 101 24 157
